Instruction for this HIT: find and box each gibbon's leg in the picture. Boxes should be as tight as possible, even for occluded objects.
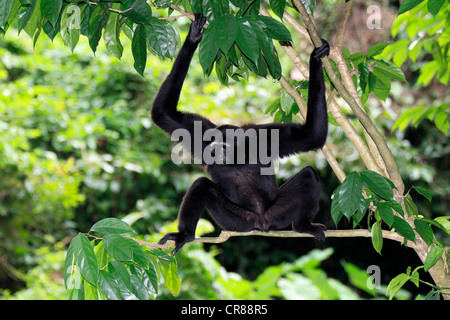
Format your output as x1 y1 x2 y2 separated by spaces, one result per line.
263 166 326 241
159 177 261 253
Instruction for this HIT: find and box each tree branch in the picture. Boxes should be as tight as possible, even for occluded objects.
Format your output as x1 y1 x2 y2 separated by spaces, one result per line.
334 0 353 48
291 0 404 194
133 229 418 251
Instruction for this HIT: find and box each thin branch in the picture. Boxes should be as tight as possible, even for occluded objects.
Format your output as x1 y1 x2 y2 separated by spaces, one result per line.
334 0 353 48
133 229 418 251
260 7 382 178
291 0 404 194
170 4 195 21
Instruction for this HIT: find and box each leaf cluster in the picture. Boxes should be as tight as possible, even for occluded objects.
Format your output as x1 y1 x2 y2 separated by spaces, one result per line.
331 170 449 256
64 218 181 300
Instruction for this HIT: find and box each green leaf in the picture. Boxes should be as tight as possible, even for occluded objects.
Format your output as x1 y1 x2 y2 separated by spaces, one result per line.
40 0 62 27
270 0 286 19
377 202 394 227
386 200 404 217
392 216 416 243
386 273 409 299
90 218 135 234
198 23 219 74
98 269 123 300
422 217 448 233
367 42 388 58
88 6 110 53
398 0 424 15
251 15 292 41
360 170 394 201
424 246 445 272
338 172 363 219
67 233 99 285
404 194 418 216
23 0 41 39
214 15 238 55
371 221 383 255
132 23 147 76
161 261 181 296
146 18 179 59
0 0 14 29
17 0 36 33
427 0 445 16
130 264 158 295
414 219 434 247
60 4 80 52
236 19 259 65
372 59 406 82
104 8 123 59
330 193 344 227
412 186 432 202
130 274 150 300
103 234 134 262
123 0 152 24
250 20 281 79
358 63 369 92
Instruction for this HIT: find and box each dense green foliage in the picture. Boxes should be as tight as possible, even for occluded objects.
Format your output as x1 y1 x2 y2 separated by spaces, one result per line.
0 0 449 300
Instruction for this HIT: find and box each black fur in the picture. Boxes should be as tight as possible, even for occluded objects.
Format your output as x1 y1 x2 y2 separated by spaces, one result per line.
152 14 330 254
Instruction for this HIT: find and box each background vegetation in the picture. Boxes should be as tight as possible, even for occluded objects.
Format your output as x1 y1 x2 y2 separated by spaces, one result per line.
0 0 448 300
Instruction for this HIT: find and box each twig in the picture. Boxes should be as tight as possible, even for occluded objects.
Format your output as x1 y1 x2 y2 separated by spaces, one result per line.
334 0 353 48
133 229 419 251
291 0 404 194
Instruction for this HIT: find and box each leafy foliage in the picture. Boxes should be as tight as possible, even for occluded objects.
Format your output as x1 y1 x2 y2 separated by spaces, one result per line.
331 170 449 256
64 218 181 300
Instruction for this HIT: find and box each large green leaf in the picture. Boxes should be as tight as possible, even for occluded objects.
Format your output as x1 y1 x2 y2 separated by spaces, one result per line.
67 233 99 285
250 20 281 79
243 15 291 42
371 221 383 255
104 7 123 59
103 234 135 262
392 216 416 243
132 23 147 76
161 261 181 296
398 0 424 15
88 5 110 53
236 19 259 64
60 5 80 52
123 0 152 24
360 170 394 201
338 172 363 219
98 269 124 300
214 15 238 55
372 59 406 82
0 0 14 29
424 246 445 272
90 218 135 234
376 202 394 227
428 0 445 17
270 0 286 19
146 18 179 59
199 23 219 74
17 0 36 33
414 219 434 247
40 0 62 27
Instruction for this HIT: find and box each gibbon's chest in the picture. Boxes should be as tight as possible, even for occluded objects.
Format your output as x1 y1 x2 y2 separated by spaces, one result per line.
210 167 277 214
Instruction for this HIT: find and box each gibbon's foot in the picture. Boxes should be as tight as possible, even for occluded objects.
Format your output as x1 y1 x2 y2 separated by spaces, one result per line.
294 223 326 242
158 231 195 254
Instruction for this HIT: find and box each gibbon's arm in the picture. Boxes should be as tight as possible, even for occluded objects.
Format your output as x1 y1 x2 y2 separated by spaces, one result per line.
151 14 215 136
251 41 330 158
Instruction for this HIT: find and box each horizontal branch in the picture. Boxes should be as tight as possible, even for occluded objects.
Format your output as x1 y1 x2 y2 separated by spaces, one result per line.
133 229 417 251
